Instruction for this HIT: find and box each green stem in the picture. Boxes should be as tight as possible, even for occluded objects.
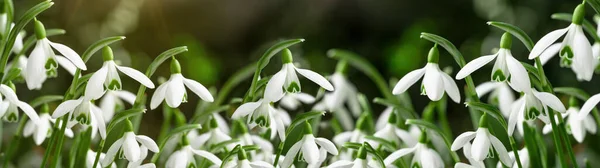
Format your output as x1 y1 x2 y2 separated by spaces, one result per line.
556 115 578 167
509 137 524 168
272 142 285 167
50 115 70 168
3 115 27 167
91 139 105 168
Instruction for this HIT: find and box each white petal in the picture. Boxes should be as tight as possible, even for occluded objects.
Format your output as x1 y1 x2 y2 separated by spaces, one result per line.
52 99 83 118
123 133 141 162
440 73 461 103
542 124 553 134
295 92 316 103
102 138 124 167
55 56 77 75
584 116 597 134
450 131 476 151
33 122 48 145
85 65 109 100
250 135 274 152
16 101 40 123
326 160 354 168
0 84 19 102
529 27 569 59
136 135 159 152
302 136 320 164
295 68 334 91
315 137 339 155
264 70 286 102
232 101 261 119
471 129 490 161
114 90 136 104
274 116 286 141
25 41 47 90
454 163 476 168
150 82 169 110
579 94 600 119
532 91 566 113
383 147 416 165
508 102 525 135
165 74 185 108
570 116 585 143
395 129 417 147
572 27 594 81
392 68 425 94
22 120 36 137
91 106 107 139
332 132 353 146
489 135 512 166
182 78 214 102
281 141 303 168
505 55 530 93
48 40 87 70
116 65 155 88
191 149 223 165
456 54 497 79
475 82 496 97
423 64 444 101
248 161 274 168
539 43 561 65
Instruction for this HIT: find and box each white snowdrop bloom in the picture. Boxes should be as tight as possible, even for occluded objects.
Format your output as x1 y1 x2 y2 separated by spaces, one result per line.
543 101 596 143
51 96 108 139
475 81 515 117
530 4 594 81
5 55 29 81
150 58 213 109
453 143 484 168
86 46 154 100
369 112 416 150
0 13 7 36
264 48 334 99
221 147 274 168
590 15 600 71
26 20 87 90
279 92 316 110
317 61 361 117
281 122 338 168
192 118 238 151
333 114 369 160
0 84 40 123
126 146 156 168
392 45 460 103
451 114 512 166
495 148 529 168
327 146 378 168
457 33 530 93
384 132 444 168
576 92 600 123
23 112 73 145
375 107 393 130
99 90 136 122
87 150 116 168
166 143 222 168
507 88 566 135
232 90 287 141
101 120 159 167
233 120 274 155
408 125 450 162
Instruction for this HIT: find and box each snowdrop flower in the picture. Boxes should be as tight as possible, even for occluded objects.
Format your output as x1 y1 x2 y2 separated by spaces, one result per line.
99 90 136 122
544 98 597 143
86 46 154 100
166 135 223 168
52 96 108 139
592 15 600 71
87 150 116 168
369 112 416 150
507 88 566 135
376 107 393 130
102 120 159 167
264 48 333 99
327 145 378 168
232 90 287 141
220 147 274 168
530 4 594 81
475 81 515 117
318 61 361 116
26 19 87 90
279 92 316 110
384 132 444 168
392 45 460 103
192 117 238 151
232 120 274 156
454 143 484 168
456 33 530 92
23 106 73 145
451 114 512 166
333 114 369 160
150 58 213 109
126 146 156 168
281 122 338 168
0 84 40 123
6 55 29 81
496 148 529 168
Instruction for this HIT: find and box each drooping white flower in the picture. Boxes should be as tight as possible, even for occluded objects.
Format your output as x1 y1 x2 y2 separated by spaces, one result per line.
457 33 530 93
220 147 274 168
0 84 40 123
232 120 274 157
392 45 460 103
332 114 369 160
23 112 73 145
86 46 154 100
51 97 108 139
232 98 287 141
383 132 444 168
495 148 529 168
369 112 416 150
264 48 334 99
327 145 378 168
101 120 159 167
26 20 87 90
543 104 596 143
451 114 512 166
530 4 594 81
316 61 361 117
192 117 239 151
591 15 600 71
166 145 222 168
453 143 484 168
99 90 136 122
281 122 338 168
475 81 515 117
87 150 116 168
126 146 157 168
279 92 316 110
507 88 566 135
150 58 213 109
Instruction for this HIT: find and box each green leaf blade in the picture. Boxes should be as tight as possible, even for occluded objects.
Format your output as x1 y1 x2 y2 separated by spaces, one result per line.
487 21 535 51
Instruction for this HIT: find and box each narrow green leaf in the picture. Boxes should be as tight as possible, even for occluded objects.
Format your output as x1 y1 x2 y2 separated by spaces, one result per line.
286 111 325 134
81 36 125 62
210 139 240 153
373 97 418 119
523 123 542 168
151 124 203 163
405 119 461 163
2 68 19 83
551 13 600 42
213 63 256 106
189 105 230 124
420 33 466 66
364 135 397 150
342 142 363 149
587 0 600 16
521 62 541 81
327 49 395 101
464 102 507 128
106 108 145 132
242 145 261 152
145 46 187 77
363 142 387 168
18 29 66 56
29 95 64 108
554 87 591 100
487 21 534 51
246 39 305 101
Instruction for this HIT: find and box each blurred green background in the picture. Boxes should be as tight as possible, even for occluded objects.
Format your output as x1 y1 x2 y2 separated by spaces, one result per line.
11 0 600 157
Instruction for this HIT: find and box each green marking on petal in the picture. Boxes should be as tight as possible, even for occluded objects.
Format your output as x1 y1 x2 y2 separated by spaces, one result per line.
286 82 301 93
560 46 574 60
525 107 541 120
492 70 507 82
255 116 269 127
107 79 121 90
560 57 573 67
412 162 422 168
5 112 18 122
420 84 427 95
45 58 58 70
76 113 90 125
187 163 197 168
